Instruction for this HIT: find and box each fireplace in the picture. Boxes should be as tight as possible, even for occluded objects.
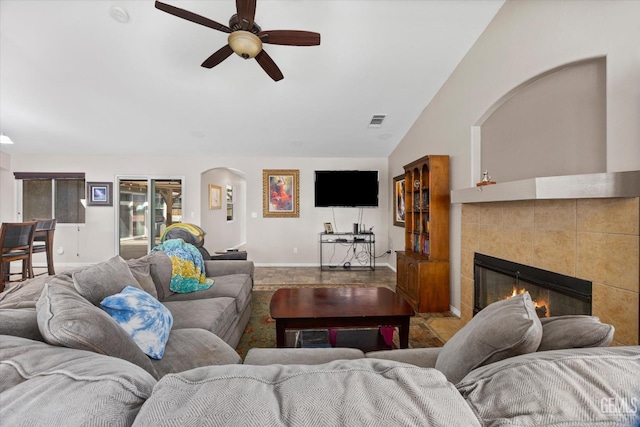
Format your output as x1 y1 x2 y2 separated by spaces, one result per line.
474 253 592 317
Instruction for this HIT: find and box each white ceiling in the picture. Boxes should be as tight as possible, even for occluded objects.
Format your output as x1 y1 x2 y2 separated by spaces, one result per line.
0 0 504 158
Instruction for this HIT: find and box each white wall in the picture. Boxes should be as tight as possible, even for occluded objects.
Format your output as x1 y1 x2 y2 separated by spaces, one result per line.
389 0 640 312
1 153 391 267
0 151 15 222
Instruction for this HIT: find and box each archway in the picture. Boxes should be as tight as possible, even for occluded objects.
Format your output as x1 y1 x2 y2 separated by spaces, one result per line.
200 167 247 254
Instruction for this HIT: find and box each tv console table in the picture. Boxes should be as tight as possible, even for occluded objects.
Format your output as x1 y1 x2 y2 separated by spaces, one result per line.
319 232 375 271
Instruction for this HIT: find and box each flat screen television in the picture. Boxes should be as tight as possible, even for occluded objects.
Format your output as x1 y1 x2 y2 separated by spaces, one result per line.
314 170 379 207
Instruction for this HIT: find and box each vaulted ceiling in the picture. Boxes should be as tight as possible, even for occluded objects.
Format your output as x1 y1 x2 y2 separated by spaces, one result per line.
0 0 504 158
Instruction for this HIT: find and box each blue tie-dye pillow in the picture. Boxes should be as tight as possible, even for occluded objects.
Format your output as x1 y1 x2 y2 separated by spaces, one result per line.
100 286 173 359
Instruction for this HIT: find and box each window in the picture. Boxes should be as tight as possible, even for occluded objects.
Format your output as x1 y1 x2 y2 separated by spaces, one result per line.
16 173 86 224
226 185 234 221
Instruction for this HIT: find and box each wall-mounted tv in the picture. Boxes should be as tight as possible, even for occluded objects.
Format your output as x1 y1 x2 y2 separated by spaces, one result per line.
314 170 379 207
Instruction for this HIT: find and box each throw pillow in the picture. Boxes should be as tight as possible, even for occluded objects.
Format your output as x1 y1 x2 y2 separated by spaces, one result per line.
101 286 173 359
126 259 159 299
434 291 543 384
72 255 142 306
36 279 157 378
537 315 614 351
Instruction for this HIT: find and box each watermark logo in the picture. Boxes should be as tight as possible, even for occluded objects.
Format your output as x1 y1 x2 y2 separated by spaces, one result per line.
600 397 639 414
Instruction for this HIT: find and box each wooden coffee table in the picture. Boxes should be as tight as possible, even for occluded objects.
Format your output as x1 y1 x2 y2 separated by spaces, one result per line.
270 287 415 348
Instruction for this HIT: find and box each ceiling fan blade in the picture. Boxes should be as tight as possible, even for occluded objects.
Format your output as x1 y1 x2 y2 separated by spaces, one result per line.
236 0 257 30
155 1 231 33
255 50 284 81
201 44 234 68
259 30 321 46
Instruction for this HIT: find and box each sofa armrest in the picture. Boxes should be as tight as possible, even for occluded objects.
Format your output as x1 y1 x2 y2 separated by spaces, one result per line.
204 260 254 281
365 347 443 368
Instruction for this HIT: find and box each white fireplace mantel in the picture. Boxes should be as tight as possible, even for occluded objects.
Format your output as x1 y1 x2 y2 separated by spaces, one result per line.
451 171 640 204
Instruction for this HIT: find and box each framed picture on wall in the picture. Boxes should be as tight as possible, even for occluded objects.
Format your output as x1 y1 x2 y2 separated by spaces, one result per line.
263 169 299 218
209 184 222 210
393 174 406 227
86 182 113 206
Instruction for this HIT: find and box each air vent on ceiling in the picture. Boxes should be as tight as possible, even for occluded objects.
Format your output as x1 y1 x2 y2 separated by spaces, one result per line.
368 114 387 128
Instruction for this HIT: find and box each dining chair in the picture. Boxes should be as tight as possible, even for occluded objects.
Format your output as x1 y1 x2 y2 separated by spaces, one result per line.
32 218 57 276
0 221 37 292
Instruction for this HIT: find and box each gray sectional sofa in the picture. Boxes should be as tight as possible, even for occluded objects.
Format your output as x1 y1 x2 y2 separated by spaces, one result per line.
1 257 639 426
0 252 253 378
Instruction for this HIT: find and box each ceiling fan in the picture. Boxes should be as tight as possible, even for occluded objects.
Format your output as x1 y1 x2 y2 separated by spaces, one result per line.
155 0 321 81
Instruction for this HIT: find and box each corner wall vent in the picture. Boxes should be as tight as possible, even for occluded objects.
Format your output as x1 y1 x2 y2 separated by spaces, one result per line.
368 114 386 128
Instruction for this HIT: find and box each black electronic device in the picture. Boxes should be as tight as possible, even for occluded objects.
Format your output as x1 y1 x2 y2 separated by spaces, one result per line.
314 170 379 207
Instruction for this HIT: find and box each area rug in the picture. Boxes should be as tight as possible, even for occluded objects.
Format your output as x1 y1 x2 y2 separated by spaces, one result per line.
235 288 446 359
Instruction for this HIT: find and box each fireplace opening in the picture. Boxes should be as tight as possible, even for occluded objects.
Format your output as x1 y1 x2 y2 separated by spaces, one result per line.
474 253 592 317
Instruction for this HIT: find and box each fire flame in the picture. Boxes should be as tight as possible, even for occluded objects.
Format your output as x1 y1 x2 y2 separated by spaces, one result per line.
505 286 550 317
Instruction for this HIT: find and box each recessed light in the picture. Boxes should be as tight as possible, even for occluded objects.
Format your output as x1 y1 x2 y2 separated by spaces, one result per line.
109 6 130 24
378 133 392 140
0 133 14 144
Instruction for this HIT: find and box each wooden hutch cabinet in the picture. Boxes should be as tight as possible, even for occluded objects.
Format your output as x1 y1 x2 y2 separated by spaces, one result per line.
396 155 450 312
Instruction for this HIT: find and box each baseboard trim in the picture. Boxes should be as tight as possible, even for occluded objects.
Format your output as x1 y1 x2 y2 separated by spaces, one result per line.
449 305 461 317
253 262 394 269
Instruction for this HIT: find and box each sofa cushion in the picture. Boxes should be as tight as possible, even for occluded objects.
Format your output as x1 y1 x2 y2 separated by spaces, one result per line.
126 258 159 299
0 274 51 309
150 328 241 377
457 346 640 427
36 279 158 378
161 273 252 313
134 359 482 426
136 251 173 300
0 335 156 426
72 255 141 306
163 297 237 338
435 292 542 384
101 286 173 360
203 259 255 281
538 315 614 351
0 308 44 342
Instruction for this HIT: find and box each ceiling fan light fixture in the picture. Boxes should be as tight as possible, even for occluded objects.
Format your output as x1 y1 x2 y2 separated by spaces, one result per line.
228 31 263 59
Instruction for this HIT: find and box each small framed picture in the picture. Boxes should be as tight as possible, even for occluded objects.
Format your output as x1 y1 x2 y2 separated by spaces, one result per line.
209 184 222 210
323 222 334 234
86 182 113 206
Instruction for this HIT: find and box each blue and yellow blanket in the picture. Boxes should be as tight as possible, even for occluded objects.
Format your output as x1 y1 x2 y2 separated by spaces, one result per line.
152 238 214 293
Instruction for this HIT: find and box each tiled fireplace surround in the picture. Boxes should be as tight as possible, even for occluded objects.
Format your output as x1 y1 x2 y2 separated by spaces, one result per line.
460 197 639 346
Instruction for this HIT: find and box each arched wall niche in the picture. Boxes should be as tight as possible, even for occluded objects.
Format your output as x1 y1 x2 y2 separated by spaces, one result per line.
200 167 247 254
474 57 606 183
